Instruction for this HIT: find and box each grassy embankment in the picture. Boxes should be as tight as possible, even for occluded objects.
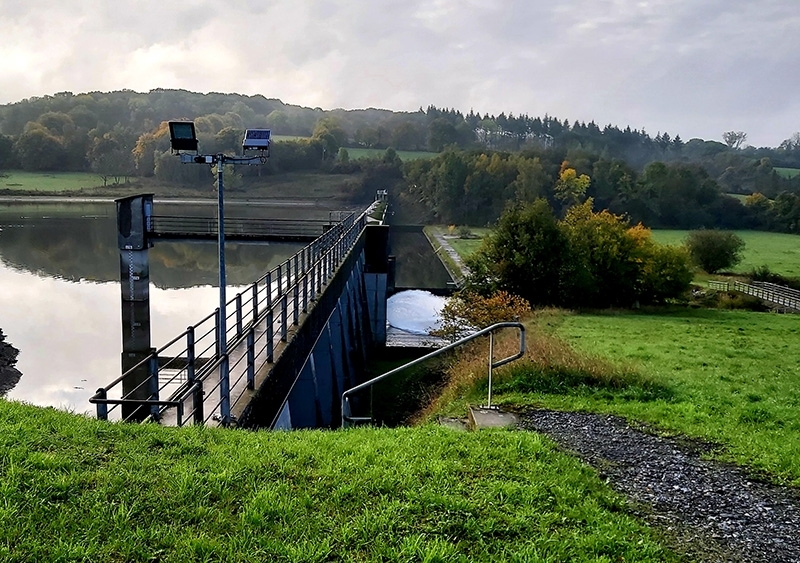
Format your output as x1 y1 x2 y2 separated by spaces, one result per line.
432 227 800 485
0 400 677 562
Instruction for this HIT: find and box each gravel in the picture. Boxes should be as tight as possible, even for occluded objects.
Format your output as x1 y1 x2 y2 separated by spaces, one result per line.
516 408 800 563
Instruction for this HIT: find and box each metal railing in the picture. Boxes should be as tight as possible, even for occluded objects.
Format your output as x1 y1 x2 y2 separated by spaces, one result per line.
341 322 526 428
149 215 330 240
91 210 368 425
733 281 800 311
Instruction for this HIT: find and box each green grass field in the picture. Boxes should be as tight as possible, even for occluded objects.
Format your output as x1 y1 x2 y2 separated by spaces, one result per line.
434 308 800 485
775 167 800 179
651 229 800 278
551 309 800 483
346 147 438 161
0 400 676 562
0 171 105 191
431 226 491 260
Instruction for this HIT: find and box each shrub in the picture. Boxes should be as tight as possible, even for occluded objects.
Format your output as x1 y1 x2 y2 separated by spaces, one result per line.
430 290 530 342
685 230 745 273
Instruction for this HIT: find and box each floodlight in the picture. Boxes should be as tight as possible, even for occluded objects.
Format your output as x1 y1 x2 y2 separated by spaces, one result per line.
242 129 271 151
168 121 199 152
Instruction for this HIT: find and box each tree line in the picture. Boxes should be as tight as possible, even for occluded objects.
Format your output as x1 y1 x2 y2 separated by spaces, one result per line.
1 89 799 232
401 149 800 233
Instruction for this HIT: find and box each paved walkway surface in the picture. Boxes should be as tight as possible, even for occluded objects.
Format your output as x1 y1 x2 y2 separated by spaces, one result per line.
428 229 470 285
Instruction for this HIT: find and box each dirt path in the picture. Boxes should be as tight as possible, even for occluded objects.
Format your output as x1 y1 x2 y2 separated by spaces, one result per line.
516 408 800 563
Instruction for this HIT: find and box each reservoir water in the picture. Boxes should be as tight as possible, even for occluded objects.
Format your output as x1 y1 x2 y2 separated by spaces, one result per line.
0 199 451 416
0 199 316 413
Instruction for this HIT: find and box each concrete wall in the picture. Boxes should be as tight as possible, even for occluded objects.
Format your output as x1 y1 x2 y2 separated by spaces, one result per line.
237 225 389 429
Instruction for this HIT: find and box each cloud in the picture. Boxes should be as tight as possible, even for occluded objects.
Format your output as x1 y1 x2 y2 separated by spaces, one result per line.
0 0 798 146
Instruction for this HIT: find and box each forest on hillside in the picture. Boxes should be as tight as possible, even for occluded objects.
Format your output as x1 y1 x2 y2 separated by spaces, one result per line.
1 89 799 231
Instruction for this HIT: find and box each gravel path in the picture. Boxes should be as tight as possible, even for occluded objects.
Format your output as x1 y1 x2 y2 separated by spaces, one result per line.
516 408 800 563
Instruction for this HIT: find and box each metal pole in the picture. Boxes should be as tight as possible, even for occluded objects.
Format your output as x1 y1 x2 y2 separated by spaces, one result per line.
217 156 230 425
487 332 494 408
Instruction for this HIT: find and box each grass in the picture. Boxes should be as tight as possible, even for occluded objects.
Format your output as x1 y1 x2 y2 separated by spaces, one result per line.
775 167 800 179
430 308 800 485
429 226 491 261
0 171 105 191
0 170 364 204
346 147 439 161
651 229 800 278
0 399 677 562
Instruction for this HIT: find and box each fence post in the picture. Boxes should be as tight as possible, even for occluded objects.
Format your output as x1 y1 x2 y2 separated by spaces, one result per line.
214 308 221 358
95 388 108 421
247 328 255 390
293 281 300 325
285 258 292 289
252 282 259 324
303 272 308 313
267 308 274 362
281 294 288 341
148 351 159 420
236 293 243 338
277 264 283 295
219 355 231 425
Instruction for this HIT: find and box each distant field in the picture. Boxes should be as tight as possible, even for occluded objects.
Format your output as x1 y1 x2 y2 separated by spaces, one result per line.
431 226 490 259
0 171 104 191
270 136 438 162
346 147 438 161
775 167 800 179
651 229 800 278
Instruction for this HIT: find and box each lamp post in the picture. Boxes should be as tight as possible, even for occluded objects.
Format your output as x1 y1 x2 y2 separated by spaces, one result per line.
168 122 270 425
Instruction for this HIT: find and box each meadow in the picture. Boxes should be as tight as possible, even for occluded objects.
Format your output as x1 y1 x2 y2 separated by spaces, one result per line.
437 225 800 280
0 400 677 562
650 229 800 278
0 171 105 192
775 167 800 179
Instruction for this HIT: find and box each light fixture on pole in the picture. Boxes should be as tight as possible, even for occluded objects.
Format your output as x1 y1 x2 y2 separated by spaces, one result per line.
168 121 270 425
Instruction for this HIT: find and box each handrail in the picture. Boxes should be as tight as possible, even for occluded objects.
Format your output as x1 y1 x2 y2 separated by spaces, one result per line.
341 321 526 428
91 209 368 425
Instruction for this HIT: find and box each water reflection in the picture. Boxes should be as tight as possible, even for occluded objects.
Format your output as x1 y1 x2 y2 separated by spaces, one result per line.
0 200 307 412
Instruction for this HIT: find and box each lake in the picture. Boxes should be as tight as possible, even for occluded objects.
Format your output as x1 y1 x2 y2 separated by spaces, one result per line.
0 199 327 413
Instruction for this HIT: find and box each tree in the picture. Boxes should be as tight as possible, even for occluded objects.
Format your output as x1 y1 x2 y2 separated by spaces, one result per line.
465 199 568 306
554 163 590 208
722 131 747 150
685 230 745 273
14 126 67 171
430 291 530 342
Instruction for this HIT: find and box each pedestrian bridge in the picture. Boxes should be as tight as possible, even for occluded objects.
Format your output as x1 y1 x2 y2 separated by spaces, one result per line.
91 195 393 429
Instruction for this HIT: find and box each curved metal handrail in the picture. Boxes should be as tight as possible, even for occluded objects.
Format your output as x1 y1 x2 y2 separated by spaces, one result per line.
341 321 526 428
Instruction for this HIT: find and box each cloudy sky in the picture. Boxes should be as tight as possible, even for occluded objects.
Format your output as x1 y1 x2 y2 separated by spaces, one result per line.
2 0 798 147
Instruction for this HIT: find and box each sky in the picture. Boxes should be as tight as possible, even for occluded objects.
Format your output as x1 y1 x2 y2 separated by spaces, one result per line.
1 0 798 148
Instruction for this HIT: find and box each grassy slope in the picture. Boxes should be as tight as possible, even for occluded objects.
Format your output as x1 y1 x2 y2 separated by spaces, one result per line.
650 230 800 278
0 400 675 562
